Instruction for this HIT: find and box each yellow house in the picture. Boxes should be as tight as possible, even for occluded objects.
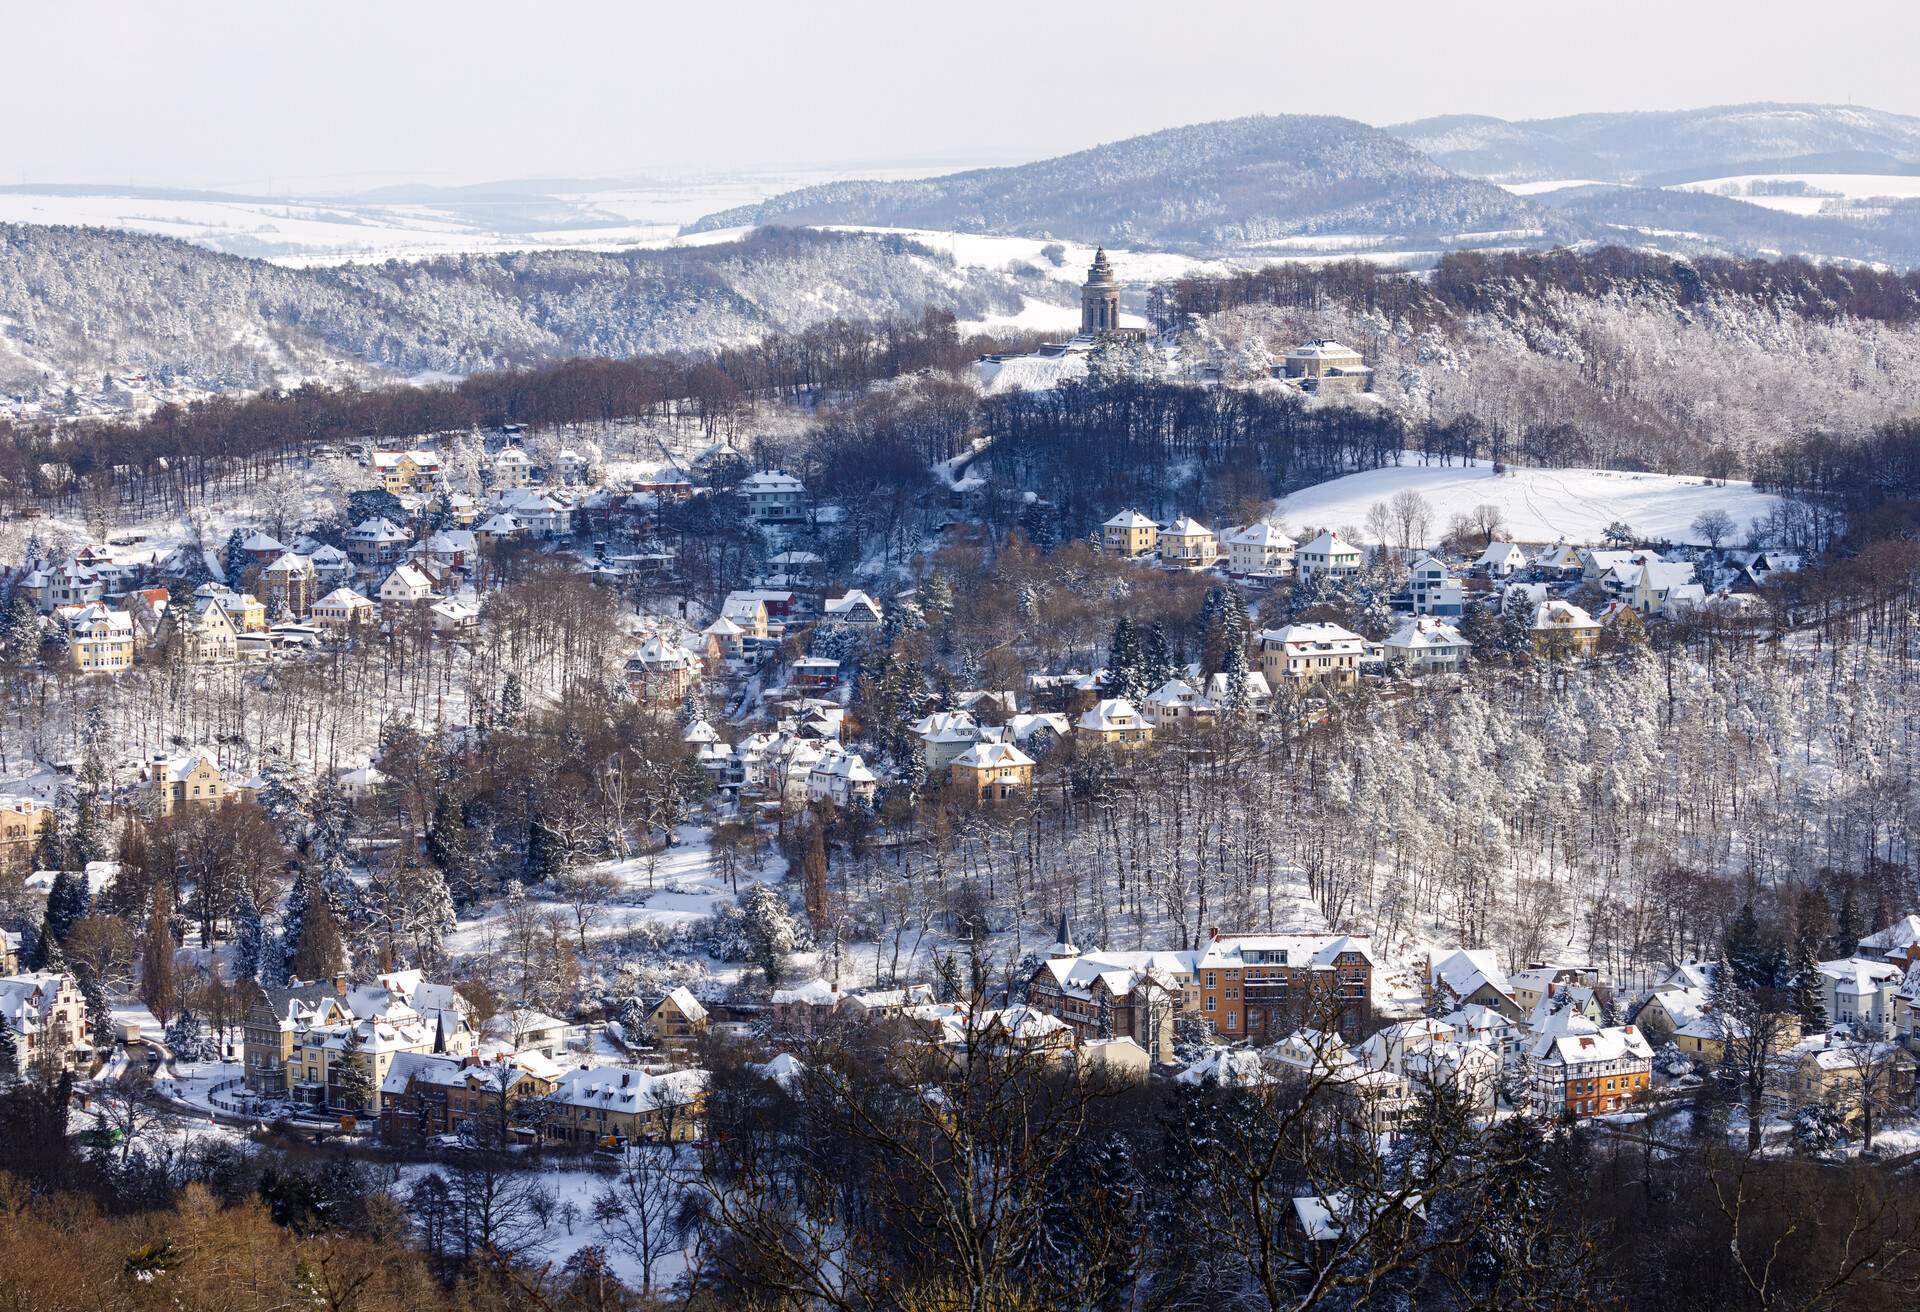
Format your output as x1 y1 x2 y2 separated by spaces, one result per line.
68 605 135 673
948 741 1035 805
1530 600 1601 658
648 986 710 1052
1076 699 1153 749
0 800 51 867
292 1016 439 1115
1103 510 1158 558
1257 622 1364 689
369 449 443 495
146 749 228 817
543 1066 708 1147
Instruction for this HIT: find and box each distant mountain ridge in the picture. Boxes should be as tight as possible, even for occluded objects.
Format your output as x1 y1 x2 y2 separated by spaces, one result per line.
1391 102 1920 183
687 114 1561 250
0 224 1030 395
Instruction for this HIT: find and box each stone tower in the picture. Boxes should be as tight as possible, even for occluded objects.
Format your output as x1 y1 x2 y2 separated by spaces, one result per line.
1080 247 1119 336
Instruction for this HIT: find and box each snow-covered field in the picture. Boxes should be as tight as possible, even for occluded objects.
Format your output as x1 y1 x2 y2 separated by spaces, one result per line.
1275 460 1780 546
1670 172 1920 215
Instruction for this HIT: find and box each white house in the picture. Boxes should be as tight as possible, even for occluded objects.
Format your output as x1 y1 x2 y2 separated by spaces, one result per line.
1222 521 1297 577
1819 958 1904 1028
378 564 437 608
346 517 411 566
823 590 883 626
1405 556 1462 616
430 598 481 634
1294 531 1362 581
1144 678 1220 728
490 446 534 489
1256 622 1365 688
910 711 983 771
1474 541 1528 578
738 470 808 524
1381 617 1469 674
807 747 878 808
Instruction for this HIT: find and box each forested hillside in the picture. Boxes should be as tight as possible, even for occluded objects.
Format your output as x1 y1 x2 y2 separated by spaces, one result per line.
0 224 1032 392
689 115 1557 249
1160 249 1920 475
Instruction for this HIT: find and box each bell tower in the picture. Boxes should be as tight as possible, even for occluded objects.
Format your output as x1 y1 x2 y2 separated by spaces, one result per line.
1080 247 1119 336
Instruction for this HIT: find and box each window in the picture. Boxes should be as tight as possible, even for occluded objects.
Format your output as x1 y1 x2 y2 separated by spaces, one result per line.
1223 1011 1237 1031
1205 997 1216 1013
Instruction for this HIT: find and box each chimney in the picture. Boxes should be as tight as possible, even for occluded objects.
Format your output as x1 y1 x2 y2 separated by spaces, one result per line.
334 975 349 997
1208 927 1220 942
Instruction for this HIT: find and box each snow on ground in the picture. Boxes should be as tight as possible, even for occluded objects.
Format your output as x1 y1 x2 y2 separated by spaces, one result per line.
1670 172 1920 212
816 226 1242 285
973 350 1090 393
1274 459 1780 547
1498 180 1617 195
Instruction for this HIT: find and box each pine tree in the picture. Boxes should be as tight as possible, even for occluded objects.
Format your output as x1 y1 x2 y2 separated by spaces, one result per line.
69 793 109 867
280 869 314 982
523 810 562 885
73 965 113 1050
1221 645 1254 726
233 892 270 984
0 594 38 665
165 1010 216 1064
801 822 829 934
41 868 88 949
1140 621 1177 695
1102 617 1146 704
141 887 178 1025
498 673 526 729
1832 887 1863 959
1723 903 1767 992
1790 925 1828 1034
290 894 347 982
0 1013 16 1075
34 808 66 874
221 530 250 587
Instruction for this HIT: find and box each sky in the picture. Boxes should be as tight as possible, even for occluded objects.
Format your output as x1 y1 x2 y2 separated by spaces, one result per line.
14 0 1920 192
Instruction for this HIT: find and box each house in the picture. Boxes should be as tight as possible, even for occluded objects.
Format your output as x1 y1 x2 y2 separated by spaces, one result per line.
720 592 771 640
144 749 227 816
1530 600 1601 658
823 590 883 626
1143 678 1219 728
790 656 841 689
806 746 877 807
1819 958 1904 1028
309 587 377 634
769 978 847 1033
949 741 1034 805
414 529 478 570
1474 541 1528 578
1789 1035 1917 1124
1293 531 1362 581
1256 622 1365 689
368 449 442 495
240 530 287 566
0 972 92 1071
490 446 534 489
345 517 411 566
544 1065 708 1146
259 552 317 617
1192 929 1376 1041
1580 548 1650 586
0 800 52 869
1381 617 1469 674
195 584 267 633
169 597 240 663
1361 1019 1499 1109
1076 698 1153 749
292 1015 442 1115
430 598 481 634
1440 1004 1527 1067
32 559 106 611
377 1050 562 1145
1222 521 1296 577
648 987 710 1053
305 543 353 590
912 711 984 771
1102 509 1158 558
1203 669 1272 718
492 488 573 538
1524 1009 1652 1119
1507 964 1598 1015
1157 516 1218 568
1280 339 1372 393
474 512 522 544
378 564 437 609
68 604 134 672
1428 949 1520 1019
1405 556 1462 616
241 972 473 1100
1534 543 1584 579
624 635 700 703
1027 934 1182 1063
1857 916 1920 969
737 470 808 524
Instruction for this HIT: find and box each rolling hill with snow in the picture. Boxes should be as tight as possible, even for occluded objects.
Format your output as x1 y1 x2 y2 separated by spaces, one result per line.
1275 461 1779 547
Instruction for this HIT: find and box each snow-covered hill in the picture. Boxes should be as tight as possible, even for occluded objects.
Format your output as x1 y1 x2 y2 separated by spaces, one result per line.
688 114 1560 252
1275 461 1779 546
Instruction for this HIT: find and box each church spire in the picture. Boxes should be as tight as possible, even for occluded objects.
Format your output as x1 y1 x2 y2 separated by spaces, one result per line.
1051 908 1079 958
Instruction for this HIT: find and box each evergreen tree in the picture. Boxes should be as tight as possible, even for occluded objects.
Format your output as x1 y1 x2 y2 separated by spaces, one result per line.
0 1014 15 1075
1221 645 1254 726
1101 617 1147 704
220 529 251 587
0 594 38 665
232 892 270 984
1832 886 1863 959
1791 926 1828 1034
1140 621 1177 695
69 793 109 868
141 887 178 1025
498 673 526 729
279 868 316 982
290 893 347 982
523 810 562 885
72 965 113 1050
40 868 88 950
34 808 66 874
1723 903 1767 992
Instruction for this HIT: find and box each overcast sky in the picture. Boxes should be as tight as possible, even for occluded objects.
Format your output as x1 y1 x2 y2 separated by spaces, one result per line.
15 0 1920 192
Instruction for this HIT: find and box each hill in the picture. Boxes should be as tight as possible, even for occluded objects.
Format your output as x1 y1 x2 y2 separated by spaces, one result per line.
1276 461 1779 547
686 114 1558 251
1391 102 1920 184
0 224 1030 398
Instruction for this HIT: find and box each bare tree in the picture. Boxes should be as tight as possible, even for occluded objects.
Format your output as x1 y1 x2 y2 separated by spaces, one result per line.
594 1144 686 1295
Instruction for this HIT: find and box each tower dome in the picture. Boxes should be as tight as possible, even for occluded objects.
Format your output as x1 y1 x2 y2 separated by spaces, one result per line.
1081 247 1120 336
